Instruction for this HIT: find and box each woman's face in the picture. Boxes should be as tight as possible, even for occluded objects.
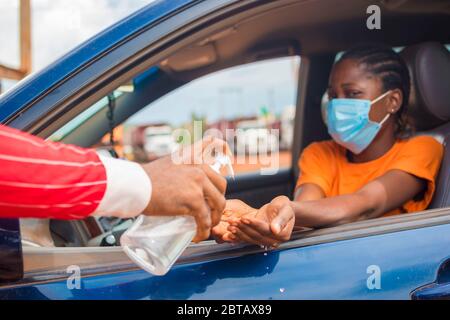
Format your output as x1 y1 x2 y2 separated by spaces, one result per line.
327 58 391 123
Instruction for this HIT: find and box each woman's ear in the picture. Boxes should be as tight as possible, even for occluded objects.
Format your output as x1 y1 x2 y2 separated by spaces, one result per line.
387 89 403 114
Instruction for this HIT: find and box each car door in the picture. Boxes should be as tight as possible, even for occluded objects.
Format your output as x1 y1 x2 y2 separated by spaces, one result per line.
2 210 450 299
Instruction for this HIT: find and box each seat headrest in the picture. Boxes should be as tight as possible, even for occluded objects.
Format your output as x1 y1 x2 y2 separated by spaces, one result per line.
401 42 450 131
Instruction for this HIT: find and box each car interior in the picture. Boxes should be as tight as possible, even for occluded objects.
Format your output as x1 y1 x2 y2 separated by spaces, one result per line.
17 0 450 252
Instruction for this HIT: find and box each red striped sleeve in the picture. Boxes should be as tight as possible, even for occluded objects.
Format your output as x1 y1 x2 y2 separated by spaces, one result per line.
0 124 107 219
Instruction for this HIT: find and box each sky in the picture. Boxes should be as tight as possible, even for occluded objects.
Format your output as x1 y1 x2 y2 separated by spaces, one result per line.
0 0 299 126
0 0 151 90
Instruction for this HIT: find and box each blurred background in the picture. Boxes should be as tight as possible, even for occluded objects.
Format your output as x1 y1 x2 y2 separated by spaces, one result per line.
0 0 150 92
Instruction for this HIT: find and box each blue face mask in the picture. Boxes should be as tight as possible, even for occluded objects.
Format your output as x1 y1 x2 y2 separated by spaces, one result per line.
326 91 391 154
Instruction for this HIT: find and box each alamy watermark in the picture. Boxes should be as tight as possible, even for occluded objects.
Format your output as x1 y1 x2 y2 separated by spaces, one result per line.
366 265 382 290
66 265 81 290
366 5 381 30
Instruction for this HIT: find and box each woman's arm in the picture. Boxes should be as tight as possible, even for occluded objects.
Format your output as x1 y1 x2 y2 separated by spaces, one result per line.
292 169 426 228
294 183 326 202
212 169 426 245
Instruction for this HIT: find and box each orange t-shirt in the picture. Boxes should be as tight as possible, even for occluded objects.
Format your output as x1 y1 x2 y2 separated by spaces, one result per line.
295 135 444 216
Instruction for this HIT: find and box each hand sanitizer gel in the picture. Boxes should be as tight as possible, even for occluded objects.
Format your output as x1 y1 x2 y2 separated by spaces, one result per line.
121 154 234 276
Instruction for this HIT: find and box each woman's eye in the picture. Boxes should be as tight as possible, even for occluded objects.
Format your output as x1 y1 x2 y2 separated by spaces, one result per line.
347 91 362 98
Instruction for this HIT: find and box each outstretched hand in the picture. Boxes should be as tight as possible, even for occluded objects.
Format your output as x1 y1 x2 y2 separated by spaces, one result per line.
213 196 295 247
211 199 257 243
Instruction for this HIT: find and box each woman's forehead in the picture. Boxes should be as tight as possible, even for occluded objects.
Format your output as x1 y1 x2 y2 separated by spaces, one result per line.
329 59 381 88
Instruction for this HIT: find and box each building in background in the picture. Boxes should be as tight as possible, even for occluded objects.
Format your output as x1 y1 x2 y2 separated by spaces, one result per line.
0 0 31 94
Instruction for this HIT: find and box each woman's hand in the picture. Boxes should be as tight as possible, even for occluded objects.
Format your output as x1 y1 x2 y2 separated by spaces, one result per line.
211 199 257 243
227 196 295 247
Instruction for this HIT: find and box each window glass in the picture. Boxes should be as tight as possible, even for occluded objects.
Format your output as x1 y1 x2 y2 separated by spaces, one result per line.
50 91 124 142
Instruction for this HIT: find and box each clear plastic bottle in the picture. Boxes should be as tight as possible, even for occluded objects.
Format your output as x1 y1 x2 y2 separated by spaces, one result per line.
121 215 197 275
121 154 233 276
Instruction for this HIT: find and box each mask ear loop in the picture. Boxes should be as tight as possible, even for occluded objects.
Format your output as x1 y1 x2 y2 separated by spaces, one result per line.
370 90 392 105
379 113 391 126
370 90 392 126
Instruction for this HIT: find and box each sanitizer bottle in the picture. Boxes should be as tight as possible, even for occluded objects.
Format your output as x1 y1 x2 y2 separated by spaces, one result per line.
121 154 234 276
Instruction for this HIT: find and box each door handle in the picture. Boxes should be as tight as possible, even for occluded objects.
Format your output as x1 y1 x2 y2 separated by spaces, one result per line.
411 282 450 300
411 259 450 300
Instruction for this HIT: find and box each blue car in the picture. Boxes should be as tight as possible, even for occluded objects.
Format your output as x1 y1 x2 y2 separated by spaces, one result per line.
0 0 449 300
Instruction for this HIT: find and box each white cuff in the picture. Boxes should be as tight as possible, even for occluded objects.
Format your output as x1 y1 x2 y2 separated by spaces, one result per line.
94 156 151 218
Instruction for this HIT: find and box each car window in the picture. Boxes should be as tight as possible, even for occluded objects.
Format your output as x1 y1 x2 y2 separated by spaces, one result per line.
51 57 300 176
21 57 300 249
120 56 300 176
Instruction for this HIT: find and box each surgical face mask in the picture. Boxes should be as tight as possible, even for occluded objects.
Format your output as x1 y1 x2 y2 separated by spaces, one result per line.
326 90 392 154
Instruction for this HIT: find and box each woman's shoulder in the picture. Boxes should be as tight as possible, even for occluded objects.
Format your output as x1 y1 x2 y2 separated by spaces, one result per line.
399 135 444 154
403 134 444 151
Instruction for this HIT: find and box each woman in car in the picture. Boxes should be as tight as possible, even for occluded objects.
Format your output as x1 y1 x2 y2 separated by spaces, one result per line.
212 44 444 247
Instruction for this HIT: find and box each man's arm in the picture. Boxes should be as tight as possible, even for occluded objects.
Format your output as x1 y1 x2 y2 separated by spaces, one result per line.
0 124 115 219
0 125 228 241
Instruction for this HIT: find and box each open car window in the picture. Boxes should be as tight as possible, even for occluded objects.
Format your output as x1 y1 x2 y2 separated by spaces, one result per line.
20 56 301 250
108 56 299 176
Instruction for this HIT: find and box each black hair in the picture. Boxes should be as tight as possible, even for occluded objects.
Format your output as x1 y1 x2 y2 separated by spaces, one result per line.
338 43 413 138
